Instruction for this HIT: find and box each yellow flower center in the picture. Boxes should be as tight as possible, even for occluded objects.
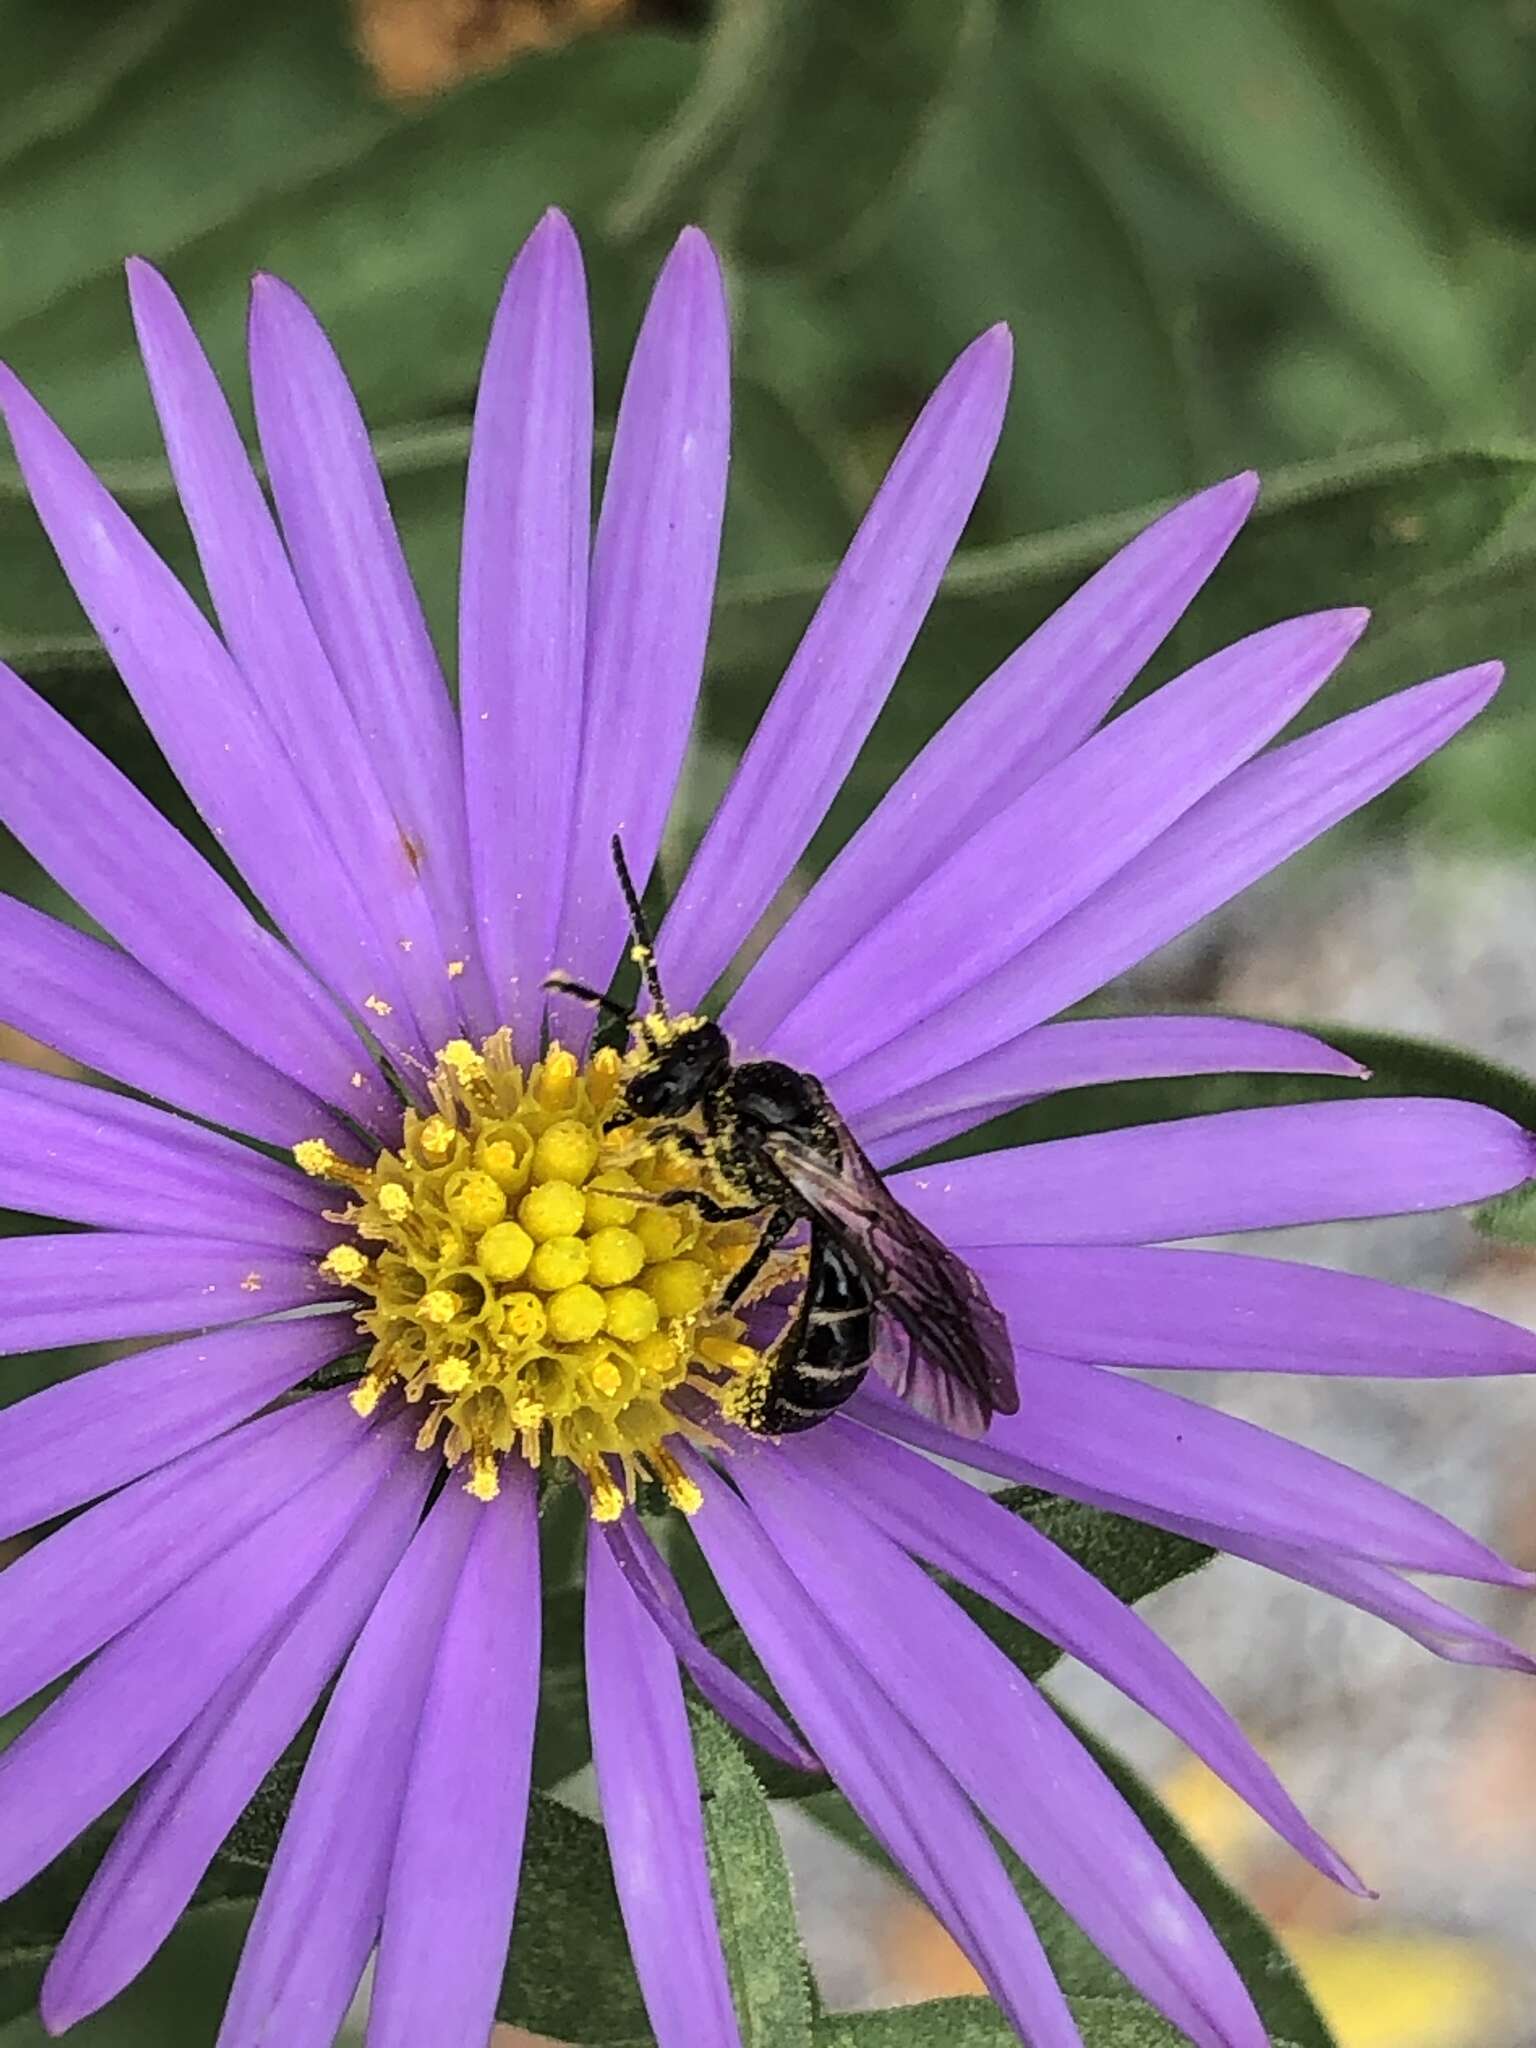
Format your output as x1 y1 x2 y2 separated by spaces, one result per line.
296 1032 769 1518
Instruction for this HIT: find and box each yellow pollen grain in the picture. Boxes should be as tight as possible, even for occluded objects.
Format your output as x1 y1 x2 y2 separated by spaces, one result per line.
644 1257 709 1320
519 1180 586 1242
351 1071 365 1090
586 1225 645 1287
467 1458 501 1502
440 1039 486 1087
591 1357 624 1398
633 1331 683 1385
479 1220 534 1282
546 1283 606 1345
418 1115 457 1163
293 1139 335 1178
585 1173 640 1228
435 1356 472 1393
529 1235 589 1292
417 1288 460 1327
378 1182 413 1222
477 1131 530 1193
586 1465 626 1522
364 994 393 1017
604 1286 659 1342
532 1119 600 1187
351 1379 383 1418
502 1290 548 1341
633 1208 684 1263
447 959 466 979
444 1169 507 1234
321 1243 369 1285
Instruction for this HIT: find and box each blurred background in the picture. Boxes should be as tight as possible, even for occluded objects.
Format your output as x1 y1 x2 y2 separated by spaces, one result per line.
3 0 1536 2042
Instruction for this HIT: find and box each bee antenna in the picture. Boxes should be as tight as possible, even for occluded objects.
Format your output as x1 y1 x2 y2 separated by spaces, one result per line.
611 834 668 1017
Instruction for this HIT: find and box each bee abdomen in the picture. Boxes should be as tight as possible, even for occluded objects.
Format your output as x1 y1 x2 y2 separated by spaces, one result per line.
757 1235 875 1435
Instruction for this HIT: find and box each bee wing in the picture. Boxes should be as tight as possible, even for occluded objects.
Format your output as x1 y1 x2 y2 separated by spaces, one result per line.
761 1118 1018 1439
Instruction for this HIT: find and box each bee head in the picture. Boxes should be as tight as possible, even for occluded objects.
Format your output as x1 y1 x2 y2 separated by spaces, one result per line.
626 1015 731 1117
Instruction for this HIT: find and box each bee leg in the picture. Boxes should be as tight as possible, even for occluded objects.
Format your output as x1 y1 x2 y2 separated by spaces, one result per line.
655 1188 765 1225
719 1205 794 1309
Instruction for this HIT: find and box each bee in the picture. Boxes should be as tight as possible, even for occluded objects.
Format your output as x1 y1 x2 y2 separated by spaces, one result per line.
547 838 1018 1439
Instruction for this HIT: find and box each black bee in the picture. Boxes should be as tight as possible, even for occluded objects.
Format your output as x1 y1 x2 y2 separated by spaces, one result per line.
547 837 1018 1440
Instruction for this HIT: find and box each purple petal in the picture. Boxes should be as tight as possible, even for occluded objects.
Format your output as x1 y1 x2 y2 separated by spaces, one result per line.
837 663 1500 1112
1232 1541 1536 1673
728 473 1258 1048
731 1446 1266 2048
217 1484 480 2048
0 1231 338 1357
586 1525 743 2048
685 1454 1082 2048
859 1015 1365 1166
0 1393 364 1718
0 659 394 1131
892 1099 1536 1247
460 211 592 1059
0 1312 357 1540
0 893 357 1153
0 370 431 1074
41 1453 431 2034
971 1242 1536 1377
368 1467 539 2048
127 261 464 1054
0 1063 334 1248
248 276 487 1020
786 1421 1361 1891
764 610 1367 1075
0 1414 401 1901
553 229 730 1034
660 327 1013 1011
854 1358 1530 1587
601 1513 819 1775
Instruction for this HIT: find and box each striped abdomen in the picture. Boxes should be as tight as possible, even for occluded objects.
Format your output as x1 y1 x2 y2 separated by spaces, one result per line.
756 1227 875 1435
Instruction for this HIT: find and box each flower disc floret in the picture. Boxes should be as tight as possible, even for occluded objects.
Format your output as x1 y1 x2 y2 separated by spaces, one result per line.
296 1030 765 1514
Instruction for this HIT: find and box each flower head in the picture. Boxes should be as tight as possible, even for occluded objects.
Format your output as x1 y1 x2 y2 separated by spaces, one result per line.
0 209 1532 2048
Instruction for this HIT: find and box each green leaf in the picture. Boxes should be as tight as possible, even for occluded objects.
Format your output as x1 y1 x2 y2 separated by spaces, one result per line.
500 1793 652 2045
692 1706 814 2048
611 0 990 270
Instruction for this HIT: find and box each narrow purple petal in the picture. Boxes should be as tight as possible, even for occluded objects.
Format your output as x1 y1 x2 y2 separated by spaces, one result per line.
854 1358 1531 1586
0 893 357 1152
0 1232 337 1357
764 610 1367 1075
660 327 1013 1010
554 229 730 1032
601 1513 818 1774
787 1421 1361 1891
728 473 1258 1048
0 661 393 1129
249 276 487 1018
41 1454 431 2034
685 1456 1082 2048
971 1242 1536 1377
837 663 1500 1112
1233 1541 1536 1673
0 1313 357 1541
892 1100 1536 1247
128 260 463 1054
0 1063 334 1248
859 1015 1365 1165
0 370 431 1073
733 1446 1266 2048
586 1526 743 2048
0 1394 364 1717
368 1468 539 2048
0 1415 400 1901
217 1485 480 2048
460 211 592 1058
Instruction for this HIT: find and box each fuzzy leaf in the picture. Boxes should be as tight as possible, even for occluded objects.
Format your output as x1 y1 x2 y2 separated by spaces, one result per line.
693 1705 815 2048
813 1994 1310 2046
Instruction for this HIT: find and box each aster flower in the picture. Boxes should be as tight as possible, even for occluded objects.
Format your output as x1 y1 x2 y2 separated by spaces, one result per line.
0 206 1532 2048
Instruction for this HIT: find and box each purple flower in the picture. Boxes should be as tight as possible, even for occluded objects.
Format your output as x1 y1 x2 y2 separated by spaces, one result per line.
0 207 1532 2048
